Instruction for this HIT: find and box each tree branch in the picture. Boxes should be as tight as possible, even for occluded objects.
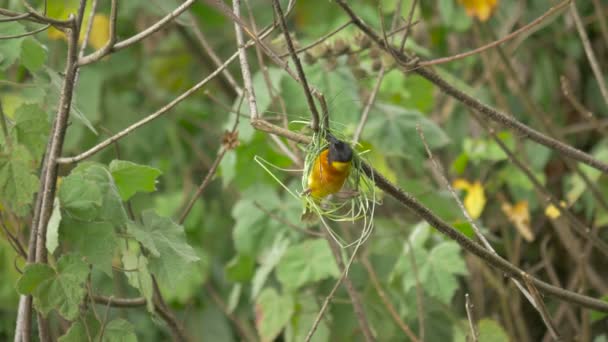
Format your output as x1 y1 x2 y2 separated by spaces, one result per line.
334 0 608 173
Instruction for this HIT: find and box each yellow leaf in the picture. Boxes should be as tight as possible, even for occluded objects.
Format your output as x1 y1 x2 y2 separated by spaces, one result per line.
459 0 498 22
453 178 472 191
88 14 110 50
545 201 566 219
501 201 534 242
464 181 486 219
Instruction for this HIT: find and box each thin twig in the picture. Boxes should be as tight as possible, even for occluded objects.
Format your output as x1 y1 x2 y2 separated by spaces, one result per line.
352 66 385 145
92 295 146 307
78 0 99 58
561 77 594 120
78 0 194 65
521 275 561 340
399 0 418 53
418 0 570 67
0 24 50 40
152 276 189 342
0 99 11 148
97 296 113 341
0 11 30 23
253 202 322 237
178 147 227 224
277 20 352 58
78 0 118 66
232 0 258 120
591 0 608 46
187 14 241 93
272 0 320 131
59 51 239 164
406 240 424 341
322 233 375 342
465 294 478 342
19 0 71 27
569 1 608 108
205 283 257 342
361 257 419 342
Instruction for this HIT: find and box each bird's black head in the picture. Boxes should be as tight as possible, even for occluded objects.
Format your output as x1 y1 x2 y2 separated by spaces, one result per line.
327 135 353 164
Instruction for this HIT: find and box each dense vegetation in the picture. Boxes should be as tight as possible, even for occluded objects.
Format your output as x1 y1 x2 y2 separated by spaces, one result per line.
1 0 608 341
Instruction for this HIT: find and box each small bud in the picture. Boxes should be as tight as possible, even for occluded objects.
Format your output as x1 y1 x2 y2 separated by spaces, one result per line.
347 54 358 66
369 47 381 59
333 39 350 55
372 59 382 71
355 33 371 49
303 52 316 64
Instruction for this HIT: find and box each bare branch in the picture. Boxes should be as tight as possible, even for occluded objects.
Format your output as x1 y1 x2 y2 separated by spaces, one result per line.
272 0 320 131
232 0 258 120
335 0 608 173
59 51 240 164
79 0 196 65
418 0 570 67
0 23 50 40
569 1 608 108
352 66 385 145
465 294 478 342
361 257 419 342
78 0 118 66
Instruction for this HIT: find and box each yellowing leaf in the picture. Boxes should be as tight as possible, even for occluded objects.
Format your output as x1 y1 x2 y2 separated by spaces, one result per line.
501 201 534 242
88 15 110 50
464 181 486 219
46 2 110 51
545 201 566 219
453 178 472 191
459 0 498 21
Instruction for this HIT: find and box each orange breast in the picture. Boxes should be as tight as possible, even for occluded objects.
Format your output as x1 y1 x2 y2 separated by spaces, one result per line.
307 149 351 199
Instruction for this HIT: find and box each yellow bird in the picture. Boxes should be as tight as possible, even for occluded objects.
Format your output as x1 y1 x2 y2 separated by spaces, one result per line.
302 135 353 220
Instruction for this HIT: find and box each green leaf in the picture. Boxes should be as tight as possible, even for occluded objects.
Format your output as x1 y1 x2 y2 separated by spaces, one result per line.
59 173 103 221
281 62 361 127
59 317 137 342
477 319 509 342
60 218 117 276
439 0 472 31
255 288 294 342
276 239 340 290
285 295 330 342
70 162 128 225
17 255 89 320
0 22 25 70
16 264 55 295
102 319 138 342
121 244 154 312
252 237 289 298
463 132 514 163
21 38 47 72
0 145 39 216
225 254 255 283
58 320 91 342
127 210 199 288
46 198 62 254
365 103 450 158
419 241 467 303
232 184 301 257
13 104 50 158
109 160 162 201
